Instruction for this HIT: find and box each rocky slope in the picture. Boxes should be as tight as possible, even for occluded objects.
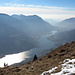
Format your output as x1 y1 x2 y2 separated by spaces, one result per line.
0 41 75 75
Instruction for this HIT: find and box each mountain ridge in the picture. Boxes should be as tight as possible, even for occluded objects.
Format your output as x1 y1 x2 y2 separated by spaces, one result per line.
55 17 75 31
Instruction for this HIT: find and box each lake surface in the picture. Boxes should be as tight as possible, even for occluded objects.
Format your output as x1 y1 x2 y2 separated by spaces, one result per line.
0 31 57 67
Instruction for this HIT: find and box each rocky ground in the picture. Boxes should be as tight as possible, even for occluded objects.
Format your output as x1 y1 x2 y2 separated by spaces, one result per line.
0 41 75 75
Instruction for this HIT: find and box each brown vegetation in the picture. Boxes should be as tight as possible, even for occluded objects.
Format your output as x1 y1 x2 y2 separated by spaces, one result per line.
0 41 75 75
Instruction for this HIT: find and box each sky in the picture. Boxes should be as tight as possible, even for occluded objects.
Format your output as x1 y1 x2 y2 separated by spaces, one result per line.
0 0 75 20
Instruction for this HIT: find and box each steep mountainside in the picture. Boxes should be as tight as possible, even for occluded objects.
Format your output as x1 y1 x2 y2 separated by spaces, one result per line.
0 41 75 75
0 13 50 55
0 15 36 56
48 29 75 46
12 14 54 35
0 13 54 56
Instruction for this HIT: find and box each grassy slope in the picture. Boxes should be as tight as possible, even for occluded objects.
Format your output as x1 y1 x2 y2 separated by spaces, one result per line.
0 41 75 75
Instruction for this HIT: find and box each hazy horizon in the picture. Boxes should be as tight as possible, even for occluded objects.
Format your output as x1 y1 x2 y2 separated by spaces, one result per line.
0 0 75 20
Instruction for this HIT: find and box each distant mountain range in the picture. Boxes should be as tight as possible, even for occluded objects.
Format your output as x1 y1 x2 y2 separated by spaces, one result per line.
12 14 54 35
44 18 60 25
0 13 54 56
55 17 75 31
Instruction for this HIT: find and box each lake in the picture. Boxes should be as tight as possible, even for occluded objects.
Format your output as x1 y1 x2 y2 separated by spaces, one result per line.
0 31 57 67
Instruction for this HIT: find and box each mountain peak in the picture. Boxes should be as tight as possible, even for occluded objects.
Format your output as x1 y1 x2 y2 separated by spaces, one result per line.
12 14 26 17
0 13 9 16
12 14 42 19
62 17 75 22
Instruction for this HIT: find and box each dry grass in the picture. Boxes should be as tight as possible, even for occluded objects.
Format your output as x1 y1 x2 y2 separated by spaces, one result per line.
0 41 75 75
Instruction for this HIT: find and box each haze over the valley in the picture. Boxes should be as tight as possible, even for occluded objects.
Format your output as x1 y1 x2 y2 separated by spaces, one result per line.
0 0 75 71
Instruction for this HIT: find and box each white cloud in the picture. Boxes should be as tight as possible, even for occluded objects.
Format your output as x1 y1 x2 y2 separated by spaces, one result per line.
0 3 75 20
1 6 75 14
5 3 25 7
39 14 75 20
4 3 69 9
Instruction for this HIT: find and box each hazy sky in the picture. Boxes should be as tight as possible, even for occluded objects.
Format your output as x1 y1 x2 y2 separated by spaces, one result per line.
0 0 75 20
